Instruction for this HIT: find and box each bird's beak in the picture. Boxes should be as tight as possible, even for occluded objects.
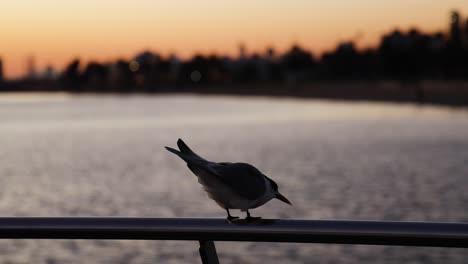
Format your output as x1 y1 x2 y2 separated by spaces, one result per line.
276 192 292 205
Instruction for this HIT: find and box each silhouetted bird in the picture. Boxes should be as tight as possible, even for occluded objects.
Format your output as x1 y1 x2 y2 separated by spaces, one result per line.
165 139 291 221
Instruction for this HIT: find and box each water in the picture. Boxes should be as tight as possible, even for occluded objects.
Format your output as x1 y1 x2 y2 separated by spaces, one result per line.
0 94 467 263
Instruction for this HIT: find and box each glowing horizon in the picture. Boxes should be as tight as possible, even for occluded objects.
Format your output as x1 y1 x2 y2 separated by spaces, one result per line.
1 0 468 79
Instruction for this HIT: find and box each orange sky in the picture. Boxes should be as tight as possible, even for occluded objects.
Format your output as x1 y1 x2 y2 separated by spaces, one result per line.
1 1 468 79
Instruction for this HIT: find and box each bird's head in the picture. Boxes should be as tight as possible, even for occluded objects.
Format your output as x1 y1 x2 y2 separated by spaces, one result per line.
267 178 292 206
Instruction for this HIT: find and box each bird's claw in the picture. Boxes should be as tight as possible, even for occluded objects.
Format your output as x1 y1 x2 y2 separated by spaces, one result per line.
227 216 240 222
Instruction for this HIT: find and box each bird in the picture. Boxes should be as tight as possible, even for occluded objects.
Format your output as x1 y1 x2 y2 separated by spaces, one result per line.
165 138 291 221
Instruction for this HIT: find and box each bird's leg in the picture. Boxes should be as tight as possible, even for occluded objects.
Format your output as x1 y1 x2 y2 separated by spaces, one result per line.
245 210 261 221
226 209 239 221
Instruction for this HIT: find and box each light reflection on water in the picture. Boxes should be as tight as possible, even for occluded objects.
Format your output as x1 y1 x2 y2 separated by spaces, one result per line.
0 95 467 263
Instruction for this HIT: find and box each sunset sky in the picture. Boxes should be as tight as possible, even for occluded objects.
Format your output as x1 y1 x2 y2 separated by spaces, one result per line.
1 0 468 79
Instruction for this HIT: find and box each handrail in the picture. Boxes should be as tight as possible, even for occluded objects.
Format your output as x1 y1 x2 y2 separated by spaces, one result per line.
0 217 466 264
0 217 466 247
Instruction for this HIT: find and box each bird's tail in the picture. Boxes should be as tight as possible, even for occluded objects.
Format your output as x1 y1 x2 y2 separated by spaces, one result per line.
177 139 196 154
165 146 182 156
165 138 205 162
165 146 191 162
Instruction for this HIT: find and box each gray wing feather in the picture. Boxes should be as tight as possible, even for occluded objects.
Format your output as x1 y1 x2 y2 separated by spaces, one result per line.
206 162 266 200
166 140 266 200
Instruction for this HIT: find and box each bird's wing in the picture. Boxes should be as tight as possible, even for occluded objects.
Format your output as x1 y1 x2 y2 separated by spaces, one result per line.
166 140 266 200
206 162 267 200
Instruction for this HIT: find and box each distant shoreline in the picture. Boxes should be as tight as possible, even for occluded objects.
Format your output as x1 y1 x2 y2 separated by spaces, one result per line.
152 80 468 107
1 81 467 107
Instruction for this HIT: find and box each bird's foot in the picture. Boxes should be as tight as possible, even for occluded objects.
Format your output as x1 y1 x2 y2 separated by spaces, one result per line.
245 216 262 222
227 216 240 222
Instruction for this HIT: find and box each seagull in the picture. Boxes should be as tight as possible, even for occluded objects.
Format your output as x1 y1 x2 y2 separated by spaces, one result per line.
165 139 291 221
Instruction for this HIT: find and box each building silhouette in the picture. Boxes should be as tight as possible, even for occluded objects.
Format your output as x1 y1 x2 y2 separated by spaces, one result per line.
450 11 462 48
464 18 468 47
0 57 3 83
26 56 36 79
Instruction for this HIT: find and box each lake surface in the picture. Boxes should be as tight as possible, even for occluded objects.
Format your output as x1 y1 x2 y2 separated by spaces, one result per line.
0 94 467 263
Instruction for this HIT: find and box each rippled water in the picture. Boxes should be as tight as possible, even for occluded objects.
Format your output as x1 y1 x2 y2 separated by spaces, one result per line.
0 94 467 263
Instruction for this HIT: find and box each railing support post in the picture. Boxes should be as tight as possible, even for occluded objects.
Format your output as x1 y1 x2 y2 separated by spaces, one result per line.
199 240 219 264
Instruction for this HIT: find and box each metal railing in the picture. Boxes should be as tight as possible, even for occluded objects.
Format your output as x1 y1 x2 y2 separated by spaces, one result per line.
0 217 467 263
